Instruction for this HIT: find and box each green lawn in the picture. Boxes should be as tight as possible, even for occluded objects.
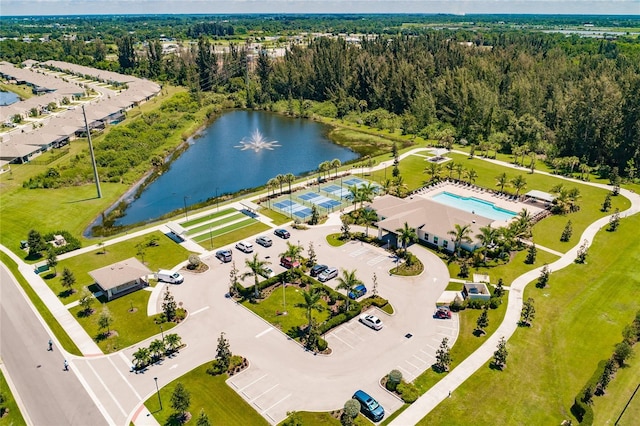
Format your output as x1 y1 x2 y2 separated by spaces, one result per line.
257 207 291 225
326 233 348 247
180 208 236 227
442 247 559 286
43 231 190 304
192 221 270 248
0 252 81 356
242 286 332 338
186 213 247 235
69 288 174 353
0 369 27 426
420 213 640 425
145 362 269 426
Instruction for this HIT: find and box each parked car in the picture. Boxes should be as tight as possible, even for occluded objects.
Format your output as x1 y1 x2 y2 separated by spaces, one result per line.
259 267 275 279
318 267 338 282
235 241 254 253
157 269 184 284
274 228 290 239
310 264 328 277
352 390 385 422
348 284 367 299
256 235 272 247
280 256 301 269
359 313 383 330
216 249 232 263
435 306 452 319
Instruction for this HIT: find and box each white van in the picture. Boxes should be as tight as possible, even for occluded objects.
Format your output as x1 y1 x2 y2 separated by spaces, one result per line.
235 241 254 253
157 269 184 284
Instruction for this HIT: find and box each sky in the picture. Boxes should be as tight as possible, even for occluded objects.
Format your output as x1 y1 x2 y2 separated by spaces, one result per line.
1 1 639 17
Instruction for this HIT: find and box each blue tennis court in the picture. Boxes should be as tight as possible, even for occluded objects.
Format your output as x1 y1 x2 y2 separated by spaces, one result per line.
343 177 367 187
273 200 312 218
299 192 342 209
322 184 351 198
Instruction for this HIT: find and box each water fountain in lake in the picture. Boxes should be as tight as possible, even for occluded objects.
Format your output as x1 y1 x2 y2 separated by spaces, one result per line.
234 129 281 152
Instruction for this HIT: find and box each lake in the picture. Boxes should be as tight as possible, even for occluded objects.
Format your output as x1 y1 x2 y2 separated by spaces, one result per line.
0 90 21 106
114 110 358 226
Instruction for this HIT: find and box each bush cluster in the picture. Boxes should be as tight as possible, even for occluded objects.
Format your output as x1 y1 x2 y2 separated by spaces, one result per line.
42 230 81 255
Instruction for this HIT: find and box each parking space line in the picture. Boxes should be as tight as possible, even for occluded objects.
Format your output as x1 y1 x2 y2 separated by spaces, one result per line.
330 333 355 349
350 247 369 257
256 327 273 338
412 354 427 364
235 373 268 391
262 393 292 414
397 365 412 376
405 360 420 370
191 306 210 316
424 343 438 352
367 255 387 266
339 326 365 341
248 384 279 402
420 349 435 359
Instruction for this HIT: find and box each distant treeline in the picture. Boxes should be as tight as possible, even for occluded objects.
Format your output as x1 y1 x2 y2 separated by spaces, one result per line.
1 17 639 177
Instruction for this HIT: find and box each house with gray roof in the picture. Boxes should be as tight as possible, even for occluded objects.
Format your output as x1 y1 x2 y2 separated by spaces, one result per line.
89 257 152 301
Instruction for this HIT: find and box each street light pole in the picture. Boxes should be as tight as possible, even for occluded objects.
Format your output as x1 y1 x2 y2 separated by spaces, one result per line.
183 196 190 221
154 377 162 410
209 226 213 250
215 187 219 212
159 325 164 341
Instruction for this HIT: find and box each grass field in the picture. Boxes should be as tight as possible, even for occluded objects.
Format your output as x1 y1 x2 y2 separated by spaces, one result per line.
192 221 270 248
68 288 174 354
0 252 81 356
593 356 640 425
0 368 27 426
186 213 248 235
420 212 640 425
42 231 190 304
145 362 269 426
180 208 236 227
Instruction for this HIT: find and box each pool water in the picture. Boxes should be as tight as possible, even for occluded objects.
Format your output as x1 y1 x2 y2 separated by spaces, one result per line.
430 191 517 222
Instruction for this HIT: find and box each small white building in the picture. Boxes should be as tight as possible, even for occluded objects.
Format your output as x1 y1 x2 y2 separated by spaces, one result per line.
89 257 152 301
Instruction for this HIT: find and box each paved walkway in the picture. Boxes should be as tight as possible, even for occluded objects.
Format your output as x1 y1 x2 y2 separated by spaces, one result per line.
390 165 640 424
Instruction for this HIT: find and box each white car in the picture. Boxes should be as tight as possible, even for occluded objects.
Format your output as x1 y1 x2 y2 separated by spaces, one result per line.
235 241 254 253
359 313 383 330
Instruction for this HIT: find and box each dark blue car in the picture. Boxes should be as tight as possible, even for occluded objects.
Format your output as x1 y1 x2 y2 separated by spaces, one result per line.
353 389 384 422
348 284 367 300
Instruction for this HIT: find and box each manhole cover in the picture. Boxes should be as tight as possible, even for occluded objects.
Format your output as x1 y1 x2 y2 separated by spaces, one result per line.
405 333 413 339
37 365 41 368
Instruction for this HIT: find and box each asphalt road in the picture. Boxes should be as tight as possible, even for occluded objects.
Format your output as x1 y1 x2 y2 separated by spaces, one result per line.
0 264 108 426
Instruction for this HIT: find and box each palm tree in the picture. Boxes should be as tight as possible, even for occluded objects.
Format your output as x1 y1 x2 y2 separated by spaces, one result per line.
465 169 478 184
510 175 527 197
242 253 271 299
392 175 407 197
267 177 279 197
455 163 465 181
381 178 393 195
330 158 341 178
359 208 379 237
164 333 182 353
280 242 303 264
448 224 473 257
475 225 498 262
318 161 331 179
284 173 295 194
335 269 363 312
496 172 508 194
347 184 361 212
276 174 285 194
358 182 377 209
445 161 456 179
396 222 417 254
424 162 442 182
149 339 165 361
295 288 324 334
133 347 151 370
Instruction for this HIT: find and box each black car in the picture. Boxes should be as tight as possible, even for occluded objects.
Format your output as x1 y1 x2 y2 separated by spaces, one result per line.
274 228 290 239
310 264 328 277
215 249 232 263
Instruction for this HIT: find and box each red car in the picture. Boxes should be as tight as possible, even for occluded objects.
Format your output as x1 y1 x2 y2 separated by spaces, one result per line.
435 307 452 319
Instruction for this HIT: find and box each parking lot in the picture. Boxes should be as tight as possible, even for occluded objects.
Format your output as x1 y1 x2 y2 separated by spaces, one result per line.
160 220 454 424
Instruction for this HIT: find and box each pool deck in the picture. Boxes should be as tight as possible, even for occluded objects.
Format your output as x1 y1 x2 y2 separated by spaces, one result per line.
413 181 545 225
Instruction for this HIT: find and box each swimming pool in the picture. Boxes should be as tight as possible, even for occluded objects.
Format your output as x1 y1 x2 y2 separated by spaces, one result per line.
431 192 517 221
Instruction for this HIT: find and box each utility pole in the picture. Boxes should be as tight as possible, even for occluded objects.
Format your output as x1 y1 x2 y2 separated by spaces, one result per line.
82 105 102 198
